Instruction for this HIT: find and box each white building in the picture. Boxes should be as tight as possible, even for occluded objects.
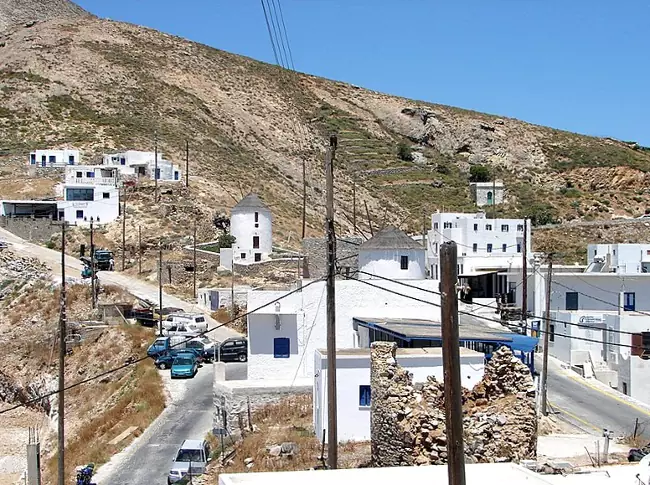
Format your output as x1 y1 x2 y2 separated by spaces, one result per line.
470 180 504 207
231 193 273 264
101 150 181 182
197 286 252 312
358 226 426 280
65 165 120 187
313 347 485 442
246 279 441 380
28 149 79 167
428 211 530 301
587 243 650 273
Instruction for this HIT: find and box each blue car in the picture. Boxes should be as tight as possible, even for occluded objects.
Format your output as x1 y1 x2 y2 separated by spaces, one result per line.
171 355 198 379
155 349 202 370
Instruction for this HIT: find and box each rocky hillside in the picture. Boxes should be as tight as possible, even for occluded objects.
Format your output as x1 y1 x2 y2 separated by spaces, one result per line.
1 8 650 246
0 0 89 32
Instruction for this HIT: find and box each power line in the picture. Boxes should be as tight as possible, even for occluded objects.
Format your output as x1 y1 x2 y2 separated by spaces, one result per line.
275 0 295 70
0 276 328 416
268 0 290 69
260 0 281 65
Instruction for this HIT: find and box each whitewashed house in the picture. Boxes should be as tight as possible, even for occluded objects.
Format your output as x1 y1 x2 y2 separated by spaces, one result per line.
65 165 120 187
197 286 252 312
358 226 426 280
470 181 505 207
102 150 181 182
28 149 79 167
313 347 485 442
428 211 531 301
57 184 120 225
231 193 272 264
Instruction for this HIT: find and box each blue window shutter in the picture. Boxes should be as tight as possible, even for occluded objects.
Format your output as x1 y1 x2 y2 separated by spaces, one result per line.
359 385 371 406
273 337 290 358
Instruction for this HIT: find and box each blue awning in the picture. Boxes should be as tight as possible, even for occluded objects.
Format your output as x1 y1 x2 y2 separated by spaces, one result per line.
495 333 538 353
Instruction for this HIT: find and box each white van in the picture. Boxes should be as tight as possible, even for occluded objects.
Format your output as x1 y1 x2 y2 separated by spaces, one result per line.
162 323 202 338
164 313 208 333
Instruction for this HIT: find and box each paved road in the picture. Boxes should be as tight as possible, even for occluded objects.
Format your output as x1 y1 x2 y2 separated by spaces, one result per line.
544 356 650 439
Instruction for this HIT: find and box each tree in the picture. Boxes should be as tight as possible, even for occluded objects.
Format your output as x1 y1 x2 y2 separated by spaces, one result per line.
469 165 491 182
397 142 414 162
217 232 236 249
213 212 230 232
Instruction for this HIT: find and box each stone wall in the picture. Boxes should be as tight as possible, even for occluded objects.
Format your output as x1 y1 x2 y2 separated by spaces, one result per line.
0 216 60 243
370 342 537 467
161 259 214 285
302 237 362 279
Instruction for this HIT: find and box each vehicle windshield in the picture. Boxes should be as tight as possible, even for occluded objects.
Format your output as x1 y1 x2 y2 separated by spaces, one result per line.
173 358 193 366
175 449 202 462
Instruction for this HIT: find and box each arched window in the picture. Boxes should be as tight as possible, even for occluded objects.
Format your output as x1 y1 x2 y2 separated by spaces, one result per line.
487 191 493 204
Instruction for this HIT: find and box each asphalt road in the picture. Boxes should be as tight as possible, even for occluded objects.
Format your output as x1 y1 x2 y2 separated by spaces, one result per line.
544 356 650 439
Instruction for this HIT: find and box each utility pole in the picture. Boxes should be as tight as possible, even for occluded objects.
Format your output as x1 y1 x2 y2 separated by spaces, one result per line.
158 242 163 337
540 255 553 416
492 178 497 219
352 180 356 235
90 219 96 309
57 221 67 485
154 131 159 203
439 241 466 485
421 207 427 249
364 200 373 236
521 219 528 329
138 226 142 275
185 140 190 188
302 158 306 239
325 134 338 469
122 185 127 271
230 249 235 318
193 220 197 301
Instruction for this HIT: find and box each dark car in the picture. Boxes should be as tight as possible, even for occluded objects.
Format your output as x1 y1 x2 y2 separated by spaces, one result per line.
217 338 248 363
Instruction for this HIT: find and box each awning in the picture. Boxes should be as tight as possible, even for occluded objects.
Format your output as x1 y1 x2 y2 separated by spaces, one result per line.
495 333 538 353
458 270 500 278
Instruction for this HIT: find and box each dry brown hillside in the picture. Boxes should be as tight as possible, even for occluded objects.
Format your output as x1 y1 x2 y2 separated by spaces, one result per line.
2 11 650 247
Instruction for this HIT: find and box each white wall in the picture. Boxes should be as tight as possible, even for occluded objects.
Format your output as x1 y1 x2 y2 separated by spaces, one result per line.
588 244 650 274
101 151 181 181
358 248 425 280
29 149 79 167
231 208 272 263
247 279 441 380
197 285 250 312
58 185 119 226
220 247 233 270
65 165 119 186
549 275 650 312
314 350 485 442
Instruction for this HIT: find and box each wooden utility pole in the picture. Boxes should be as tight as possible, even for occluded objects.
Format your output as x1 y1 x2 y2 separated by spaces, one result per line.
421 208 427 249
230 250 235 318
439 241 466 485
90 219 96 309
364 200 373 236
193 220 197 300
352 180 356 235
540 256 553 416
521 219 528 327
138 226 142 275
158 242 163 337
325 134 338 469
122 185 127 271
57 221 67 485
154 132 159 202
301 159 306 239
185 140 190 188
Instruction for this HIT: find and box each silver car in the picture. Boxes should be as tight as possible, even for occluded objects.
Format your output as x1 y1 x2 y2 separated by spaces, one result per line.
168 439 211 484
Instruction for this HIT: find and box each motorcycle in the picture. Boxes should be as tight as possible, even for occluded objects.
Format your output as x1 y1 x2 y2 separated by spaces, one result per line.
75 463 95 485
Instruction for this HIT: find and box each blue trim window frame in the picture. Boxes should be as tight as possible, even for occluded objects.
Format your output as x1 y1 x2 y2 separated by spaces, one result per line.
75 210 84 219
273 337 290 358
624 292 636 311
487 243 493 253
359 385 371 407
566 292 579 311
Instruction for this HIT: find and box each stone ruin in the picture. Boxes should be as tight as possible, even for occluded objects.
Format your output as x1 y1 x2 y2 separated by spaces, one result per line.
370 342 537 467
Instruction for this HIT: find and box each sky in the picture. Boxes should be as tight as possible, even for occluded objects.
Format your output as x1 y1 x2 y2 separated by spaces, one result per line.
74 0 650 145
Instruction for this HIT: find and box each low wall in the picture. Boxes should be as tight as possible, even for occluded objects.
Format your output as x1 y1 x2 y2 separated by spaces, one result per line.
0 216 60 243
213 377 311 435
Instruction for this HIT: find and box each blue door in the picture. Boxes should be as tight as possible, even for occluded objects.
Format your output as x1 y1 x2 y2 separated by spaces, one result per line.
210 291 219 311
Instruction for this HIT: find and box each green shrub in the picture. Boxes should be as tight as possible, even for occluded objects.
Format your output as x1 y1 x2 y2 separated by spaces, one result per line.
397 142 414 162
521 203 558 226
217 232 236 249
469 165 491 182
559 187 581 198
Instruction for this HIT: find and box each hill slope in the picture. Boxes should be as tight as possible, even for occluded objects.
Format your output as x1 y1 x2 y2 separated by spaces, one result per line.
1 13 650 249
0 0 89 32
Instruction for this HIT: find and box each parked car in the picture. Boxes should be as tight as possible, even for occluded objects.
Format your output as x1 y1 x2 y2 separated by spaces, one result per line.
217 337 248 363
165 313 208 333
147 336 188 358
185 337 217 362
171 355 199 379
155 348 203 369
93 249 114 271
154 306 184 321
162 323 202 338
168 439 211 484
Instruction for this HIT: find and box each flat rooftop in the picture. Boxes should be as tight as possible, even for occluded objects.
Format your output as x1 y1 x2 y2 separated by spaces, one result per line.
316 347 482 359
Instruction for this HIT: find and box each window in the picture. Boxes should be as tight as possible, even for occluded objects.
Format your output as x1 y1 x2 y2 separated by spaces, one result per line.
65 188 94 201
549 324 555 342
613 249 616 256
565 292 579 310
359 385 371 407
472 243 478 253
273 337 290 358
433 222 439 230
254 253 261 262
102 192 110 199
624 292 636 311
502 244 507 252
473 223 478 231
487 244 492 253
253 236 260 249
68 155 75 164
255 212 259 223
485 224 492 231
120 157 126 165
87 171 94 178
501 225 509 232
400 255 409 270
240 253 246 259
517 224 524 231
443 222 452 229
517 243 522 253
76 171 82 178
30 154 35 164
75 210 84 219
49 155 56 164
155 168 161 180
174 171 179 180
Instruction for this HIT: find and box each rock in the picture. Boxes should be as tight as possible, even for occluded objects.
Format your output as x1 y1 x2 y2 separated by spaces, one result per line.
243 457 254 465
267 445 282 457
280 442 299 456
